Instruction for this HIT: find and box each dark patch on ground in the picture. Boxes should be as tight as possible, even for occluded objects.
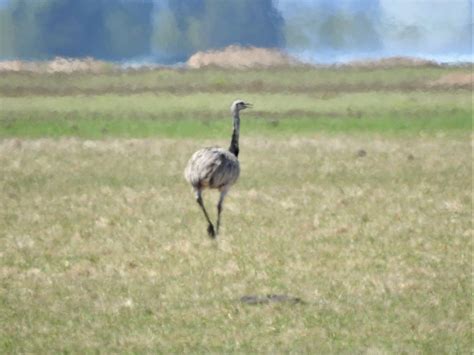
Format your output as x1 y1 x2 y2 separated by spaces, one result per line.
240 294 305 305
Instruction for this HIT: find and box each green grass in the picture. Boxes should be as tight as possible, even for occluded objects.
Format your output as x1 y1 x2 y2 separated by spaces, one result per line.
0 136 471 352
0 112 470 139
0 91 471 138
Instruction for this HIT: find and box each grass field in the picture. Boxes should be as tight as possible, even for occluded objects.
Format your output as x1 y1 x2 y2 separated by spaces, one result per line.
0 66 472 353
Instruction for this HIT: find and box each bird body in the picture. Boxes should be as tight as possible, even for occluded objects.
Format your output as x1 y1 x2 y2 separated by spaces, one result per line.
184 99 251 238
184 147 240 191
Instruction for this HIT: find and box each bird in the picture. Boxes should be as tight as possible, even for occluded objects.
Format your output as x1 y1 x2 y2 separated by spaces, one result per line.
184 99 252 238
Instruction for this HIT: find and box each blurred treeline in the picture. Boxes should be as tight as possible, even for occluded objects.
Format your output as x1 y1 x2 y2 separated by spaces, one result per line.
0 0 283 62
283 0 382 52
0 0 154 60
0 0 470 63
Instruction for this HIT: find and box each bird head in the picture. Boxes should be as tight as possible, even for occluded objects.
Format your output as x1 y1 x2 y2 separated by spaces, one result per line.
231 100 252 114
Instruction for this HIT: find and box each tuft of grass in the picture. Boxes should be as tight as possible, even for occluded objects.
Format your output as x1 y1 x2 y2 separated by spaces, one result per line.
0 136 471 353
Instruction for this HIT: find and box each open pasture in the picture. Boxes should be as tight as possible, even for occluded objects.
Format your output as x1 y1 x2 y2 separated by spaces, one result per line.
1 135 471 352
0 66 472 352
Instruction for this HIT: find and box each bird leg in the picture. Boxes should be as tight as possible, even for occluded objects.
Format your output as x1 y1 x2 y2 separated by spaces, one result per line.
215 189 228 236
195 190 216 238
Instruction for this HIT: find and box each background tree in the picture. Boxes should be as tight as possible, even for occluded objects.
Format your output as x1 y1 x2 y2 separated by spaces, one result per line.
0 0 153 60
152 0 284 63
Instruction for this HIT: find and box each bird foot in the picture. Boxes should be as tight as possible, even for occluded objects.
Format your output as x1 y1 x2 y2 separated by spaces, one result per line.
207 224 216 239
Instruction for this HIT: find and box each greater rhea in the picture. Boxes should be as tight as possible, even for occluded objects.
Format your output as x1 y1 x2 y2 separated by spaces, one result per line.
184 100 252 238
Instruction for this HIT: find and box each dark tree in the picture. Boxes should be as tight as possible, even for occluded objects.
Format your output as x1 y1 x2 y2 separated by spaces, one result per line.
153 0 284 63
0 0 153 60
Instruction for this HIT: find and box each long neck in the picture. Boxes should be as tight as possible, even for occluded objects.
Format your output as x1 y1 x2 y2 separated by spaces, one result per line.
229 111 240 157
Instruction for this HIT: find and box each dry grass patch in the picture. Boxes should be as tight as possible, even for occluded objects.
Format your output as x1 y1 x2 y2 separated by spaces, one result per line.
0 57 112 74
0 135 471 352
429 72 473 89
187 45 301 69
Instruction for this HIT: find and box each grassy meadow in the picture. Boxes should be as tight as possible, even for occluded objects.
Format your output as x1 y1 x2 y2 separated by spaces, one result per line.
0 65 472 353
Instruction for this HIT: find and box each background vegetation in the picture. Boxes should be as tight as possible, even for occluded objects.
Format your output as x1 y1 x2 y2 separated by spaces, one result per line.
1 0 470 63
0 0 283 62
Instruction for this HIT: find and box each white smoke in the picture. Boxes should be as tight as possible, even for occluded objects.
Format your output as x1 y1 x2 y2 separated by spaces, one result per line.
379 0 471 53
278 0 472 63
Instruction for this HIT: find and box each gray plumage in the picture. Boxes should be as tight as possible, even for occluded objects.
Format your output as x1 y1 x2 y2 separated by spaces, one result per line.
185 148 240 190
184 99 252 238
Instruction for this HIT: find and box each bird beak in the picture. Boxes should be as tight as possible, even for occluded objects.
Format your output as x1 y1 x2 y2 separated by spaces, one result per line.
244 102 253 109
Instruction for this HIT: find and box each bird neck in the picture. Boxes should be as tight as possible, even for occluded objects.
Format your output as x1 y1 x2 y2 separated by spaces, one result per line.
229 111 240 158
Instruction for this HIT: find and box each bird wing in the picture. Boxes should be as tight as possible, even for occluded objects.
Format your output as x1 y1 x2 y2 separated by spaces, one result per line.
184 147 239 189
